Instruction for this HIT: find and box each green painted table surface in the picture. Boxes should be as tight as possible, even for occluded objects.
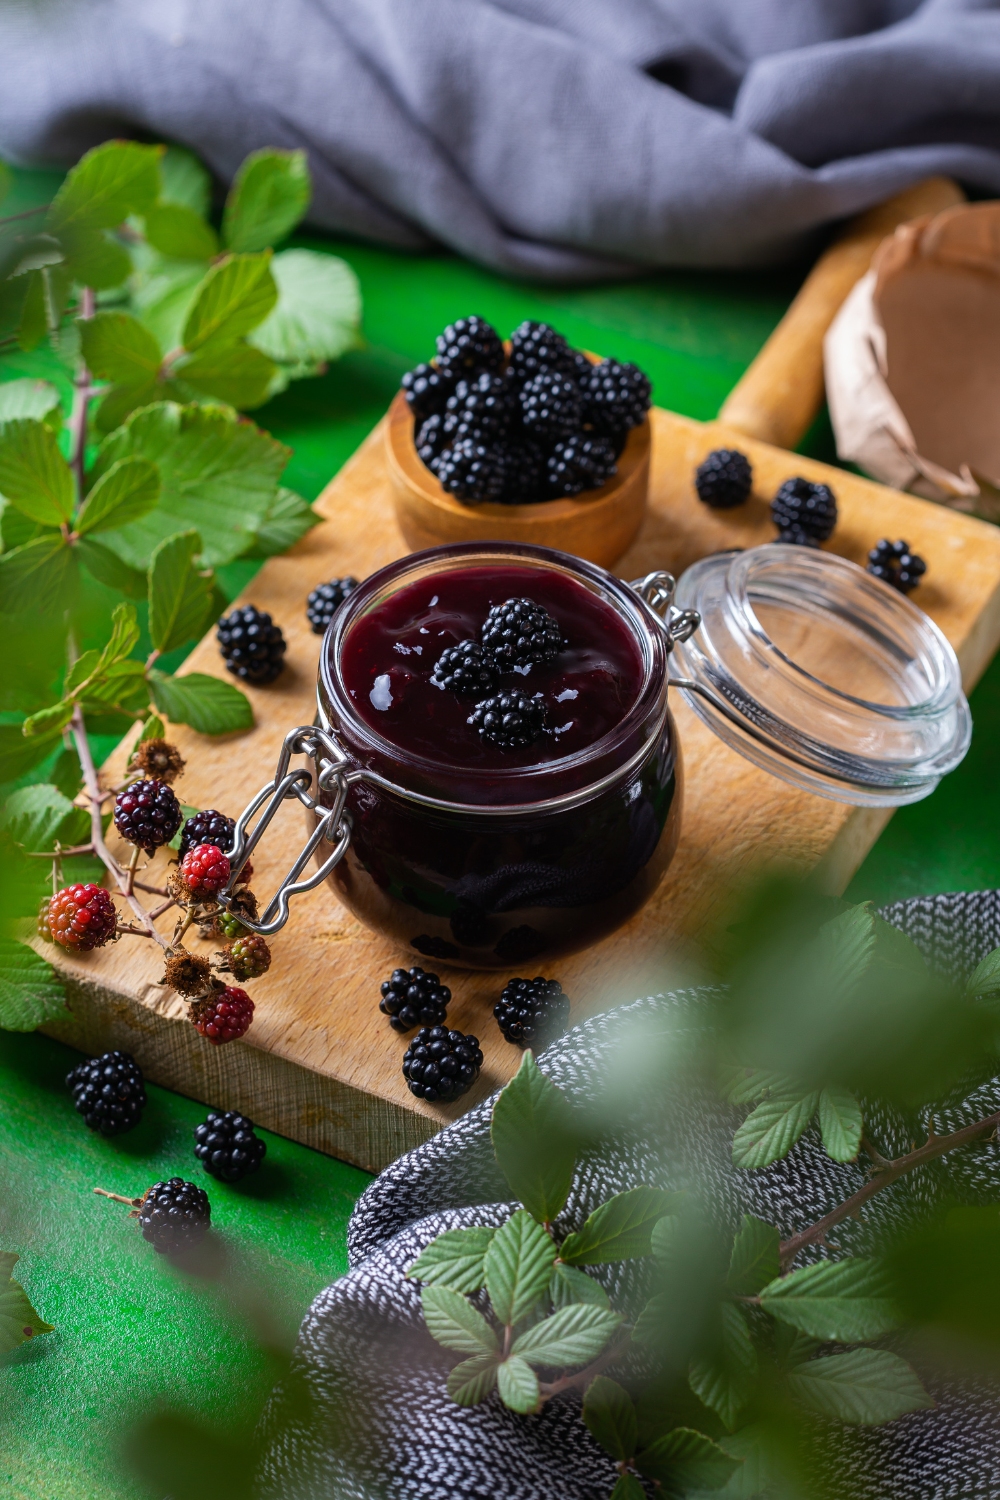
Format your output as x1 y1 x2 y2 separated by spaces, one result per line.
4 162 1000 1500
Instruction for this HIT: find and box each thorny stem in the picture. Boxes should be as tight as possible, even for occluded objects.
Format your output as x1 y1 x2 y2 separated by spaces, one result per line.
133 879 169 897
148 897 178 922
778 1109 1000 1269
26 843 95 858
115 922 153 939
125 844 141 897
70 704 170 950
537 1330 632 1404
69 286 95 499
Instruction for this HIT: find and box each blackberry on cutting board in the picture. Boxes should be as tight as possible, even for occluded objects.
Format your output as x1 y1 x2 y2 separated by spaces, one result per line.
379 966 451 1032
771 477 837 547
582 358 651 441
695 448 753 510
194 1110 266 1182
546 432 617 496
494 977 570 1049
136 1178 211 1254
518 369 584 439
468 691 547 751
114 779 182 855
430 640 498 696
67 1050 146 1135
435 316 504 379
226 933 272 982
867 539 927 594
191 986 254 1045
179 809 235 862
480 596 565 670
432 438 506 504
306 577 358 635
508 320 573 382
444 372 514 445
401 363 455 422
217 604 286 686
402 1026 483 1103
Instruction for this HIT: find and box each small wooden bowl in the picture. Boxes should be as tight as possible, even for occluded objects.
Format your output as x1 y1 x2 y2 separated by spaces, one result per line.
385 391 650 569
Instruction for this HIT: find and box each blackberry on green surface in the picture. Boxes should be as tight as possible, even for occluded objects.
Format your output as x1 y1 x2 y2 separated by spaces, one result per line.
194 1110 266 1182
771 477 837 547
401 362 455 421
432 438 506 504
501 440 546 505
508 321 573 383
583 359 651 439
435 316 504 378
67 1050 146 1135
306 577 358 635
114 778 182 855
444 372 514 445
481 596 564 670
867 539 927 593
518 369 584 439
546 433 617 496
379 966 451 1032
695 448 753 510
217 604 286 685
494 977 570 1049
430 640 498 696
468 691 547 751
179 809 236 861
137 1178 211 1254
402 1026 483 1102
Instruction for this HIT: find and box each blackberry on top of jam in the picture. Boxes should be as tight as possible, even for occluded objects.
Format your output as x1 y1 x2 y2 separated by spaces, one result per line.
338 565 644 773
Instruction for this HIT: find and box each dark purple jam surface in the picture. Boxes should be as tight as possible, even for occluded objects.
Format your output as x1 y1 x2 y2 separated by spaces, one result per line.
339 566 644 771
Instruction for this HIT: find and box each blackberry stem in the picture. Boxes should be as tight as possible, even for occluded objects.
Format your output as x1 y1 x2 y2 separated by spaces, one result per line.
125 844 141 897
115 922 153 939
69 287 95 499
537 1329 632 1404
133 879 170 897
93 1187 141 1207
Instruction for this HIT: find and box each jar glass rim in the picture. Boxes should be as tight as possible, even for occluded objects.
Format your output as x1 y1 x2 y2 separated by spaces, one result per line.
319 540 669 800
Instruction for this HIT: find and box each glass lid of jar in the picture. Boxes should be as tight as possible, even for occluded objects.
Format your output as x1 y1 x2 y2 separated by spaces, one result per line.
669 544 971 807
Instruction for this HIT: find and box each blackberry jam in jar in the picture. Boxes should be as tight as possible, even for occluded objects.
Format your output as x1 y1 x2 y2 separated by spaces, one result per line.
315 544 681 968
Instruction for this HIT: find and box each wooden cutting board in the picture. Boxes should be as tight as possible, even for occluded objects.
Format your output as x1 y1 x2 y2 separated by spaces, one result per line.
40 407 1000 1171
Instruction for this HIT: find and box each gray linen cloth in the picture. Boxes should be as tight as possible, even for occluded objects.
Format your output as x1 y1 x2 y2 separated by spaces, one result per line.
259 889 1000 1499
2 1 1000 280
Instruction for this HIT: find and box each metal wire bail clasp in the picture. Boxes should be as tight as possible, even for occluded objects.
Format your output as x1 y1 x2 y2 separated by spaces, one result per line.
216 725 352 937
630 570 701 651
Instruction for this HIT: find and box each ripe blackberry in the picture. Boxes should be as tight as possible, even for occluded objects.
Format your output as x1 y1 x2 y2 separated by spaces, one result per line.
47 883 117 951
431 640 498 696
226 933 271 982
401 362 455 422
191 986 254 1045
583 359 651 440
114 778 182 855
695 448 753 510
129 738 185 784
481 596 565 670
435 316 504 379
379 966 451 1032
772 477 837 547
402 1026 483 1103
416 412 446 464
217 604 286 686
867 539 927 594
180 843 231 899
179 809 235 862
136 1178 211 1254
306 577 358 635
518 369 584 439
500 440 546 505
494 977 570 1049
508 321 573 383
432 438 506 504
445 372 514 445
194 1109 266 1183
468 691 547 751
67 1050 146 1135
546 432 618 496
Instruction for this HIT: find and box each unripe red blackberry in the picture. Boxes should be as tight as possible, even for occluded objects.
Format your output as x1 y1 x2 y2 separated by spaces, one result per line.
114 778 182 854
180 843 231 898
191 986 254 1045
37 897 53 942
47 883 117 952
226 933 271 981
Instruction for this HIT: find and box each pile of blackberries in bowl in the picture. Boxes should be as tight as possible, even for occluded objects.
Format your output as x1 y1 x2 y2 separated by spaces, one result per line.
400 316 652 505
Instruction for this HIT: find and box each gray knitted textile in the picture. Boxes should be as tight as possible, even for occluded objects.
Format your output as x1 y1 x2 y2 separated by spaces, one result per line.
259 890 1000 1500
3 2 1000 278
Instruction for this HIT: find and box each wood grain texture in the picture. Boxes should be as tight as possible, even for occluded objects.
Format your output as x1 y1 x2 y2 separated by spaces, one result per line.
40 407 1000 1171
718 177 966 449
